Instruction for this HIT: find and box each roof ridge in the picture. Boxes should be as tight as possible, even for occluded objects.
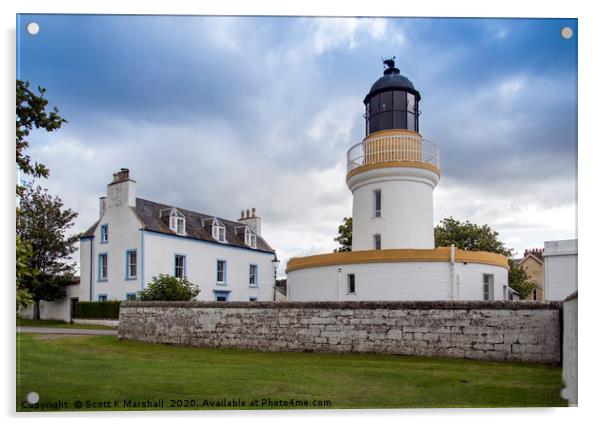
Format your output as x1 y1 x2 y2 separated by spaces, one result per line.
136 197 240 224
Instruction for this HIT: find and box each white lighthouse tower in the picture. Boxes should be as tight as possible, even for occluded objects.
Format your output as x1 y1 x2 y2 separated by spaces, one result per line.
347 58 439 250
286 59 509 302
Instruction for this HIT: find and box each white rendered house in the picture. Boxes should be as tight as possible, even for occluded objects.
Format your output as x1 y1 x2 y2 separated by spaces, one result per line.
543 239 578 301
287 59 509 301
79 169 278 302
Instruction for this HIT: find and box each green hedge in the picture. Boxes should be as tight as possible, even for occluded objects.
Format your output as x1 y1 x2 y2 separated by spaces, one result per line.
74 301 121 319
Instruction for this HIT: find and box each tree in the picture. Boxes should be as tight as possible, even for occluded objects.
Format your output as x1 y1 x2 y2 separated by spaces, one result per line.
16 80 67 196
138 274 200 301
508 262 537 300
434 217 513 257
333 217 353 252
16 184 79 319
16 236 34 310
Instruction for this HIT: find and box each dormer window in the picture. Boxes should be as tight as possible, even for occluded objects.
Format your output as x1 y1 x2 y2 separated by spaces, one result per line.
245 228 257 249
173 217 185 234
165 208 186 235
212 223 226 243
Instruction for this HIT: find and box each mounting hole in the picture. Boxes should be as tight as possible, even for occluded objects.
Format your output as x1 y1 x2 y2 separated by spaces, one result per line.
26 391 39 404
26 22 39 35
560 27 573 40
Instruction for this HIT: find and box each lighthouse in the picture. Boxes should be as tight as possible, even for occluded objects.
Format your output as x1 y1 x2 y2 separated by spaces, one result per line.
286 59 509 302
347 58 439 250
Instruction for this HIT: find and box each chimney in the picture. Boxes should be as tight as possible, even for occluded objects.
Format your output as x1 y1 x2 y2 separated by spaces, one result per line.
112 168 130 183
238 207 262 236
106 168 136 209
99 197 107 219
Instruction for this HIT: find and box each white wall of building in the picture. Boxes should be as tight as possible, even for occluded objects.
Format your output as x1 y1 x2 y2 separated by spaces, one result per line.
79 172 277 302
348 167 439 250
80 183 143 301
79 238 92 301
143 231 276 302
544 239 578 301
288 261 507 302
20 284 80 322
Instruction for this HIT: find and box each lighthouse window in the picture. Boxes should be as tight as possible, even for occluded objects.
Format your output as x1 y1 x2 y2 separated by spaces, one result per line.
407 93 416 131
393 91 407 128
347 274 356 294
373 234 382 250
374 189 382 217
380 91 393 129
483 274 494 300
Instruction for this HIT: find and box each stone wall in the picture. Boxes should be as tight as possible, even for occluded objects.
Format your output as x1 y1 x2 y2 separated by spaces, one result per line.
561 292 578 405
118 300 562 364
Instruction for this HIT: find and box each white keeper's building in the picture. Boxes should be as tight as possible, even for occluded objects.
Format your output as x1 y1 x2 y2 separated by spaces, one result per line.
79 169 278 302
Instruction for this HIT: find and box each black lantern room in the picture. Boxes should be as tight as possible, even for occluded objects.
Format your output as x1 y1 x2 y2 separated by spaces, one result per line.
364 58 421 136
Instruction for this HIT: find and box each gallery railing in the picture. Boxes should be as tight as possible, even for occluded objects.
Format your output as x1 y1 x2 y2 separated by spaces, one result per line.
346 133 439 174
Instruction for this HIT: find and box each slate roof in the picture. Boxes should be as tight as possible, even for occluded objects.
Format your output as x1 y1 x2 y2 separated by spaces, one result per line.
81 198 275 254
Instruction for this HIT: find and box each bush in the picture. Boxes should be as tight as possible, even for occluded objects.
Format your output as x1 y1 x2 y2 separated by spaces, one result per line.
74 301 121 319
138 274 200 301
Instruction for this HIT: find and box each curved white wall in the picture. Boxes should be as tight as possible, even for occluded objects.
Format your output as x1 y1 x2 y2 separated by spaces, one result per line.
347 167 439 250
288 261 508 302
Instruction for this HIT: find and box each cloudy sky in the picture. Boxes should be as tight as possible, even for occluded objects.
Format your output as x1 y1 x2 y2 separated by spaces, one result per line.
17 15 577 274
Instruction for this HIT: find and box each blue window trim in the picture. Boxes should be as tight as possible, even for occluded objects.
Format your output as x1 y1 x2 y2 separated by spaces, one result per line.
98 294 108 302
125 249 137 280
125 292 137 301
100 224 109 244
213 290 231 301
249 263 258 288
216 259 227 285
97 253 108 282
174 253 187 278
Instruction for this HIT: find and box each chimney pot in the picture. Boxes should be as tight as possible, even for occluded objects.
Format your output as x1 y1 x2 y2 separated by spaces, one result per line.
252 207 256 217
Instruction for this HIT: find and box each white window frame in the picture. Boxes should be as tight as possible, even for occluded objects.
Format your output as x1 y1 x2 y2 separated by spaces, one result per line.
217 260 226 284
98 254 108 281
100 224 109 243
174 254 186 278
249 264 258 287
126 250 137 279
170 215 186 235
245 230 257 248
213 225 226 243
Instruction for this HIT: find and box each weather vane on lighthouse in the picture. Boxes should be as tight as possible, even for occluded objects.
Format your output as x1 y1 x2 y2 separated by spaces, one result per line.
382 56 400 74
383 56 396 69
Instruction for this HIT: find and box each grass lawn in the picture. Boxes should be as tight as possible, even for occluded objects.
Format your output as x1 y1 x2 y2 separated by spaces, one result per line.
16 333 566 411
17 318 117 330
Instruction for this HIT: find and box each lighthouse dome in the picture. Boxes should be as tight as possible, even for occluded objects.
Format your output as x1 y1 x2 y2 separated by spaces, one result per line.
365 72 419 101
363 58 421 135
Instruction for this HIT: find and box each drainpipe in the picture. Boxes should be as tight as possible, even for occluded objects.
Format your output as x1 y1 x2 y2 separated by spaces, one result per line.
450 244 456 300
89 238 94 301
337 267 342 301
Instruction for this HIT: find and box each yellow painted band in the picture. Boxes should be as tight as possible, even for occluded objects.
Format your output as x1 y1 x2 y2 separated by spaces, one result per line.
346 160 440 180
286 247 509 273
364 129 421 139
